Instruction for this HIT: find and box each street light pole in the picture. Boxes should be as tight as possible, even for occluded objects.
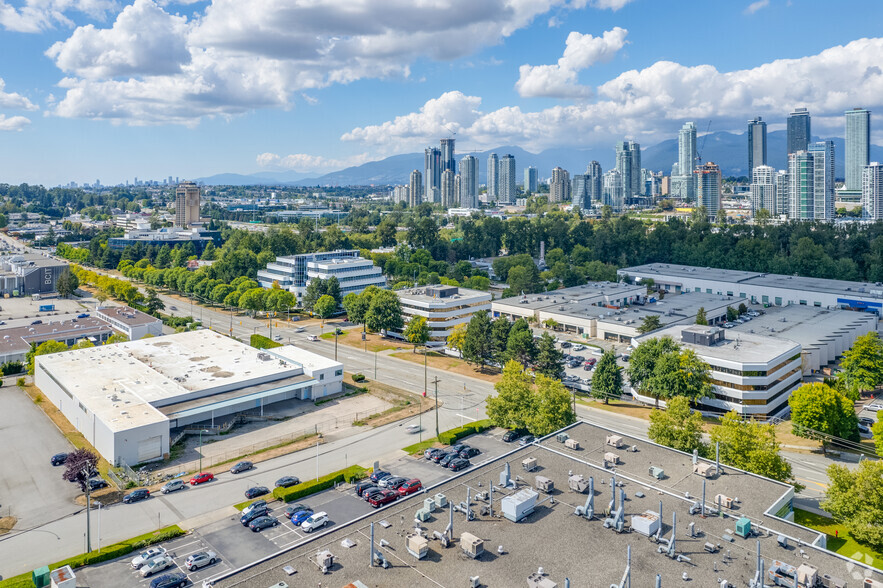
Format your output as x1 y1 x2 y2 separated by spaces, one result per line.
432 376 441 439
199 429 204 473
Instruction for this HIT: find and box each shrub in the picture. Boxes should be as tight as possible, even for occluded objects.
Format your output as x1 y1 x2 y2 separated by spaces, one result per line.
272 465 368 502
352 373 366 382
16 377 25 387
250 334 282 349
1 361 24 375
438 419 492 445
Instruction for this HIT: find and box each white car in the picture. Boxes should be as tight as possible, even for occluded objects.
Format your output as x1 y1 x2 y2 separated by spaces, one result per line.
307 335 319 342
301 511 328 533
405 424 422 434
140 554 174 577
294 327 305 333
131 547 167 569
572 344 585 352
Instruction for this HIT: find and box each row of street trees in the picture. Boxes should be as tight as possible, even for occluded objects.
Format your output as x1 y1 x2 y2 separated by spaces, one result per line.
486 360 576 437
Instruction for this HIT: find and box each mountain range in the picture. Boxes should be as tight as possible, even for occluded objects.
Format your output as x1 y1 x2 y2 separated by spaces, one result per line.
197 130 883 187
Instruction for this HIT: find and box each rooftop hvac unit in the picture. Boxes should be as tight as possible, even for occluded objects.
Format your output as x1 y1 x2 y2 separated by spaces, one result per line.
568 474 590 493
604 452 620 465
693 463 716 477
406 533 429 559
501 488 538 522
526 572 558 588
535 476 554 493
606 435 623 448
631 510 660 537
460 532 483 559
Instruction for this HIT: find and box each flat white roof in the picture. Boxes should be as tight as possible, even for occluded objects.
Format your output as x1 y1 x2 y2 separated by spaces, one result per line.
268 345 342 372
397 286 492 305
636 324 800 365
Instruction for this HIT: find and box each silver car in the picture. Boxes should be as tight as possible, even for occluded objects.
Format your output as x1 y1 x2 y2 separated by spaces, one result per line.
185 550 218 571
160 479 185 494
131 547 167 569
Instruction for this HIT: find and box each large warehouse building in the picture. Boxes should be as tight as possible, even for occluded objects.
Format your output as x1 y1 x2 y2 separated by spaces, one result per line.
0 253 69 296
34 330 343 466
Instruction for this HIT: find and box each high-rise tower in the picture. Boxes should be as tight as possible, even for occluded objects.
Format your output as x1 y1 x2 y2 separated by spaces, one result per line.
486 153 499 202
845 108 871 193
787 107 811 156
672 123 696 200
499 155 516 203
695 162 722 220
440 138 455 173
586 161 602 203
863 162 883 220
549 167 571 203
750 165 776 215
175 181 200 227
615 141 642 201
524 167 538 193
459 155 479 208
808 140 835 221
409 170 423 207
424 147 441 204
748 116 767 173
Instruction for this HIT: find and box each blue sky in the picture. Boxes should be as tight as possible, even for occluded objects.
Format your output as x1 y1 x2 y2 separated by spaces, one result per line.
0 0 882 186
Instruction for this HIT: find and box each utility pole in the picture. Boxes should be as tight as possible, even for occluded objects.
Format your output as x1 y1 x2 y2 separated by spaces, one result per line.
334 328 342 360
432 376 441 439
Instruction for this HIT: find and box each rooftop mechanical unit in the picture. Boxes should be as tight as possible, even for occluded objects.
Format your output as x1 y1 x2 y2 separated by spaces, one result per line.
693 463 717 478
535 476 554 493
460 532 484 559
568 474 590 493
522 457 537 472
406 533 429 560
527 572 558 588
648 466 665 479
631 510 660 537
564 438 580 450
606 434 624 448
604 452 620 465
734 517 752 538
501 488 538 523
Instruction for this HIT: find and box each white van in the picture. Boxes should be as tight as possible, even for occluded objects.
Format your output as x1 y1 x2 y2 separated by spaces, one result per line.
591 348 604 357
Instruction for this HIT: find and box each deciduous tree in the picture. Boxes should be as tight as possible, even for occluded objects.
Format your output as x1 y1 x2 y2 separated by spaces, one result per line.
710 411 793 483
591 350 622 404
837 332 883 400
314 294 338 325
446 323 467 358
364 289 404 334
788 383 859 449
404 316 429 352
462 311 494 372
486 360 535 431
530 374 576 436
648 396 707 455
822 460 883 549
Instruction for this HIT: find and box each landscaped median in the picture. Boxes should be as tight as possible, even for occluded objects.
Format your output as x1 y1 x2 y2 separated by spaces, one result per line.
0 525 185 588
235 465 370 511
402 419 493 455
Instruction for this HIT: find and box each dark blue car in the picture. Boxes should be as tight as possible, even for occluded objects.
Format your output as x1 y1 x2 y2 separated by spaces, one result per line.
150 573 187 588
291 509 314 526
123 489 150 504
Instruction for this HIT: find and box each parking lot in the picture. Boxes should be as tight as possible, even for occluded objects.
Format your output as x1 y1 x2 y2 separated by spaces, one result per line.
74 430 514 586
0 383 80 530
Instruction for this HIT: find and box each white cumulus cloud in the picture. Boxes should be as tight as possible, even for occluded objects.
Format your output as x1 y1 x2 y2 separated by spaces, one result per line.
0 114 31 131
0 79 38 110
516 27 628 98
744 0 769 15
0 0 116 33
256 152 371 172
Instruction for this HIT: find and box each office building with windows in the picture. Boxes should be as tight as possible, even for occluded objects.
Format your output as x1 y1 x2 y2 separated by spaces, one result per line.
750 165 776 215
257 250 386 299
174 181 201 227
695 161 722 219
393 285 492 345
747 116 767 173
787 107 811 155
863 162 883 220
441 169 456 208
424 147 441 204
458 155 479 209
524 166 538 193
409 169 423 207
809 140 835 221
586 160 602 202
844 108 871 197
615 140 642 200
499 154 517 203
671 122 696 201
603 169 623 210
440 138 455 173
549 166 570 203
486 153 499 202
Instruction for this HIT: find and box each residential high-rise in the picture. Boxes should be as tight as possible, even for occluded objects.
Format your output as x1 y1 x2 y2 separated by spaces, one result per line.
572 174 588 209
845 108 871 193
409 169 423 207
441 169 456 208
615 140 642 200
695 162 722 220
175 181 201 227
750 165 776 215
453 174 461 208
787 107 811 155
863 162 883 220
748 116 767 173
459 155 479 208
499 155 517 203
603 169 623 211
424 147 441 204
775 170 789 218
440 138 455 174
549 167 571 203
586 161 602 202
393 185 409 204
524 167 538 193
672 122 696 200
487 153 499 202
788 151 814 220
808 140 835 221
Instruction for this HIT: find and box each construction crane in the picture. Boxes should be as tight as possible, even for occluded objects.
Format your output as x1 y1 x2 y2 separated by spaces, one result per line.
695 120 713 167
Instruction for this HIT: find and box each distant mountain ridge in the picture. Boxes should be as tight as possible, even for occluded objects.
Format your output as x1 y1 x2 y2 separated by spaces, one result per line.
197 130 883 186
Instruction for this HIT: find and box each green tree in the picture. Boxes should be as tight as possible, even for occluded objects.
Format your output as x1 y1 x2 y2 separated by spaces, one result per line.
301 278 325 311
154 245 172 268
872 419 883 457
104 333 129 345
211 283 234 304
201 241 217 260
491 318 512 364
646 348 712 404
821 460 883 549
710 411 794 483
223 290 242 308
534 333 563 379
56 269 80 298
726 306 738 322
326 276 342 304
637 315 662 334
69 339 95 350
737 302 748 315
695 307 708 325
505 327 537 367
27 340 68 374
238 287 267 315
364 289 404 334
447 323 468 358
837 332 883 400
647 396 707 455
591 350 622 404
342 292 370 326
144 287 164 314
486 360 535 431
627 336 680 406
314 294 337 325
462 311 494 372
530 374 576 436
375 218 397 247
788 383 859 450
404 315 430 352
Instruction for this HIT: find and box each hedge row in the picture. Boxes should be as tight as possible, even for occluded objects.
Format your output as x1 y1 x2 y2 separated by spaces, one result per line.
438 419 493 445
272 465 368 503
0 526 185 588
250 334 282 349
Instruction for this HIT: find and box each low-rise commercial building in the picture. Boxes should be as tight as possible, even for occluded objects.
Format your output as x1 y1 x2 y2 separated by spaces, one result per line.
492 281 646 323
0 316 114 364
95 306 163 340
0 253 69 296
34 330 343 465
107 222 220 254
633 324 803 418
257 250 386 299
393 285 492 345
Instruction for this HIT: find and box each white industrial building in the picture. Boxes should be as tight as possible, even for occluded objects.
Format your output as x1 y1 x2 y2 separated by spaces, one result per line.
632 325 803 418
257 250 386 299
95 306 164 340
394 285 492 345
35 330 343 466
620 263 883 314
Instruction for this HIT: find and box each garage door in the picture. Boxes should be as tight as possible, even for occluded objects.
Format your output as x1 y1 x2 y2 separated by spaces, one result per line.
137 436 163 462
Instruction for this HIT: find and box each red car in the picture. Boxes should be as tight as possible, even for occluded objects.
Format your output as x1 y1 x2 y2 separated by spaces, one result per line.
397 479 422 496
190 472 214 485
368 489 398 508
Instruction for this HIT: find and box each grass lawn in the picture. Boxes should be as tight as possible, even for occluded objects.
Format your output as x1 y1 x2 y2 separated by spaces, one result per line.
389 350 503 383
401 437 442 455
320 329 402 352
793 508 882 568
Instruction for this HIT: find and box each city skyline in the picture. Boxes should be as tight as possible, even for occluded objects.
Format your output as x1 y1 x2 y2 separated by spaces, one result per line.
1 1 883 185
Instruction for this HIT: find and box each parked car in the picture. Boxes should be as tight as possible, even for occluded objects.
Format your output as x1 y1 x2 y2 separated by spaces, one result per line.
242 500 267 517
362 487 386 502
275 476 300 488
583 363 594 371
370 470 392 482
560 341 571 348
291 509 315 526
859 417 875 427
184 551 217 571
858 424 872 436
51 453 68 466
502 429 523 443
379 476 407 489
397 479 422 496
161 479 185 494
722 322 735 328
31 320 42 325
449 458 470 472
230 461 253 474
150 573 187 588
169 306 178 311
355 481 377 497
123 489 150 504
283 504 310 518
77 313 89 318
519 435 535 446
132 547 167 569
190 472 214 485
87 477 108 491
249 515 279 532
621 354 630 362
301 511 329 533
459 447 481 459
431 450 454 463
572 344 585 351
424 448 445 460
240 506 269 526
141 555 174 577
368 489 398 508
245 486 270 499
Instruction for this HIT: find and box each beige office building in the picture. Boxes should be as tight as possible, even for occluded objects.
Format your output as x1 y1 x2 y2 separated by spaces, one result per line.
175 181 201 227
